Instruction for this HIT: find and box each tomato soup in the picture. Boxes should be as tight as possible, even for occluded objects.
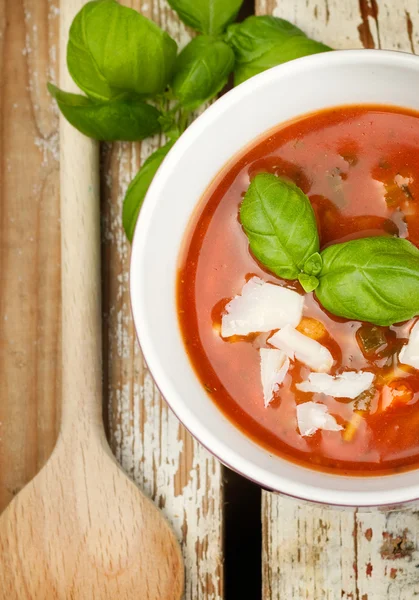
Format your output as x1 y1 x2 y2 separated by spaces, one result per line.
177 105 419 475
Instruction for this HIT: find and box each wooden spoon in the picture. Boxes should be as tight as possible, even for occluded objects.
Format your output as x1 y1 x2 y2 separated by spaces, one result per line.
0 1 184 598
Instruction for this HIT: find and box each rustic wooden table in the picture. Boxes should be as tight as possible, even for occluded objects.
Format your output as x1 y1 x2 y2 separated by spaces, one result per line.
2 1 419 598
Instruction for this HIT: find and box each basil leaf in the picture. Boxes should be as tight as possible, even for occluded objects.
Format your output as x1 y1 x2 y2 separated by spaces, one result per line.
304 252 322 276
226 16 304 62
67 0 177 101
172 36 235 110
226 16 331 85
316 237 419 326
123 141 175 241
240 173 319 280
298 273 319 293
48 84 161 141
167 0 243 35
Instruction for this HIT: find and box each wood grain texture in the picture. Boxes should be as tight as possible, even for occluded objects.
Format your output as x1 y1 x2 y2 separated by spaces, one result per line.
101 2 224 599
0 0 61 511
258 1 419 599
0 0 222 597
0 2 184 597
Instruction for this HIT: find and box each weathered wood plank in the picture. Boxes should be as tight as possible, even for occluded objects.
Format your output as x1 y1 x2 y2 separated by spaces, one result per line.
101 3 224 599
258 1 419 599
263 494 358 600
0 0 61 511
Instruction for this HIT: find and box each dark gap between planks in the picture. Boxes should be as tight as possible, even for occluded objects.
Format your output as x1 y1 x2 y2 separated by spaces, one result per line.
223 468 262 600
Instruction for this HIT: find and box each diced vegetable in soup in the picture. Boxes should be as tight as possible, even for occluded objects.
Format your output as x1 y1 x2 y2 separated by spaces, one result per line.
177 105 419 475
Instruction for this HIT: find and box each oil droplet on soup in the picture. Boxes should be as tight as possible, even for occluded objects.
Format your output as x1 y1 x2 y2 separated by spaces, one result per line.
177 105 419 475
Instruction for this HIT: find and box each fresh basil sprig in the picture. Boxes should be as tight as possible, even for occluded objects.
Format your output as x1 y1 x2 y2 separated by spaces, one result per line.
50 0 334 240
67 0 177 101
167 0 243 36
240 173 319 282
47 84 162 141
172 36 235 110
226 16 331 85
316 237 419 326
240 175 419 326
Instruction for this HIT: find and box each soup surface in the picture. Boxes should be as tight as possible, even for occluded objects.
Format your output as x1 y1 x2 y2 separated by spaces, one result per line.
177 105 419 475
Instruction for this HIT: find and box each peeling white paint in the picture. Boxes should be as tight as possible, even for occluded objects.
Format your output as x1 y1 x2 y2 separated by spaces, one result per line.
34 132 60 165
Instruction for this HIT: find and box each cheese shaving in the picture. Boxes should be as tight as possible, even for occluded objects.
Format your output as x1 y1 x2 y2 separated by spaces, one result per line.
399 320 419 369
269 324 333 372
260 348 290 407
296 371 374 399
221 277 304 337
297 401 343 437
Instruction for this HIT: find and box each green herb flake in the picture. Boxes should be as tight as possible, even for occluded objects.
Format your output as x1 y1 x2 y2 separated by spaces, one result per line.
356 324 388 357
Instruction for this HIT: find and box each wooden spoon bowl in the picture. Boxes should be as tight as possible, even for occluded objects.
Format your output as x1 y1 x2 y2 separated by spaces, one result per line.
0 431 184 599
0 1 184 597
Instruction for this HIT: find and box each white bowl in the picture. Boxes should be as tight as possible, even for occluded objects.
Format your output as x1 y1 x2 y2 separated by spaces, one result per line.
130 50 419 507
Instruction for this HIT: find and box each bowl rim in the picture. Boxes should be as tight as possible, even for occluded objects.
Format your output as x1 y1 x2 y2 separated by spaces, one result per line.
130 49 419 507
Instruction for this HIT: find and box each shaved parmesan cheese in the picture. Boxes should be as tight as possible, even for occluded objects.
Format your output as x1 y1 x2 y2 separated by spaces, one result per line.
269 325 333 372
221 277 304 338
297 401 343 437
296 371 374 399
399 320 419 369
395 174 413 188
260 349 290 407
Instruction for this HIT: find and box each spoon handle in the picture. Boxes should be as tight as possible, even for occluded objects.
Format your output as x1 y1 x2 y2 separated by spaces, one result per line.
60 0 102 431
